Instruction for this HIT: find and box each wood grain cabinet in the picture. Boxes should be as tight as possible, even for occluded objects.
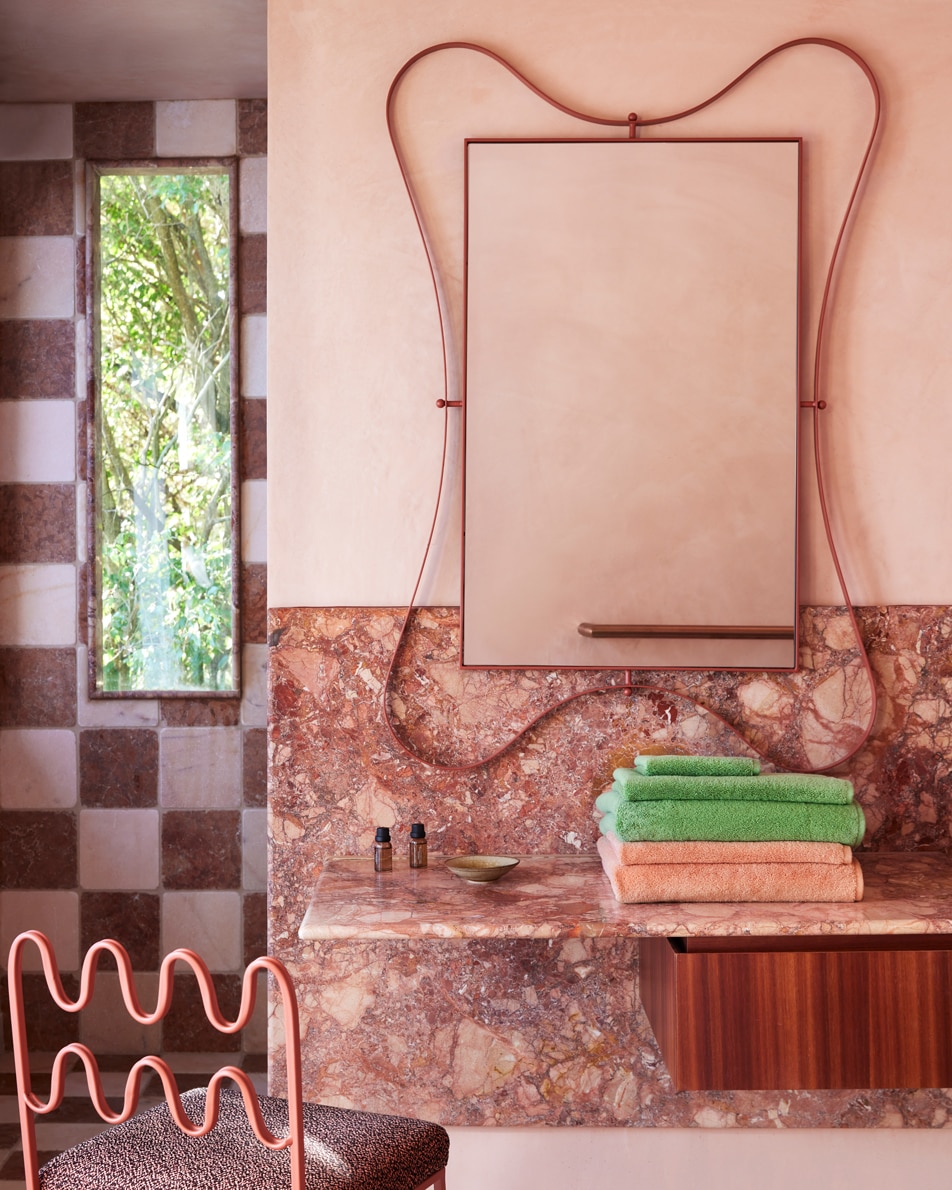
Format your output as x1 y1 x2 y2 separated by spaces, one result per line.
640 934 952 1090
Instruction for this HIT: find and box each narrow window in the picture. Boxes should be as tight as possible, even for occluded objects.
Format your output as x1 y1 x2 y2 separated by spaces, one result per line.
89 165 239 695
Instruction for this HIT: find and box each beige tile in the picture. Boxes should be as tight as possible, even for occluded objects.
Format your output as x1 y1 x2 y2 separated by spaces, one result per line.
240 314 267 397
0 728 77 808
159 727 242 808
155 101 236 157
76 480 87 564
79 809 160 890
0 236 75 318
241 808 267 892
162 891 242 971
0 104 73 160
78 971 163 1055
0 563 76 646
239 157 267 235
160 1051 241 1073
33 1121 114 1149
243 977 268 1053
75 313 87 400
77 646 160 727
0 400 75 482
241 479 267 563
73 159 86 238
240 644 268 727
1 890 80 971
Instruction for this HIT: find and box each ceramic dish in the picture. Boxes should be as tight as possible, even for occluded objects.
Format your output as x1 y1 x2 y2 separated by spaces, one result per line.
445 855 520 883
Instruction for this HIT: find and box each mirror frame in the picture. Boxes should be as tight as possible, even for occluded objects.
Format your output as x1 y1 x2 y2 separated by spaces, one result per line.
460 135 802 672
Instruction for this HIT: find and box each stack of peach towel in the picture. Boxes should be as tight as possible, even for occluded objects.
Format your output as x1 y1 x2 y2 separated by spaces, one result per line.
595 753 865 902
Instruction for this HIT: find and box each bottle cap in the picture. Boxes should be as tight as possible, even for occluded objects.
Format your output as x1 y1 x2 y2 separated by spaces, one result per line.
410 823 426 839
375 826 391 842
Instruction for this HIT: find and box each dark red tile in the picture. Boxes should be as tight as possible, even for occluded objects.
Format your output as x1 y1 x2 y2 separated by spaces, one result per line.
0 319 75 399
80 892 160 970
240 397 266 479
242 728 267 807
238 100 267 156
243 892 267 967
75 102 155 159
0 1151 64 1179
0 1122 21 1147
0 972 80 1052
79 728 158 807
76 233 86 317
0 809 77 888
241 563 267 644
0 484 76 563
162 973 242 1051
0 647 77 727
159 698 240 727
78 560 90 648
0 161 74 236
238 235 266 314
162 811 242 889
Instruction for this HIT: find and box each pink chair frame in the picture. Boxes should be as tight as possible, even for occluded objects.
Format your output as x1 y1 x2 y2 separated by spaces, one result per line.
8 930 307 1190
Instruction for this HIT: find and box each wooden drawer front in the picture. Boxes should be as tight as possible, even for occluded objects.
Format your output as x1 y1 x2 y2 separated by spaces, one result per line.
639 936 952 1091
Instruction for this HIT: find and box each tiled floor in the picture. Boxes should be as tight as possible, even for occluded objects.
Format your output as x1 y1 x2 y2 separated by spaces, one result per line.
0 1051 268 1189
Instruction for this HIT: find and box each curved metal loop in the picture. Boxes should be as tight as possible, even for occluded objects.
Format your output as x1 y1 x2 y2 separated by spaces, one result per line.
383 38 882 773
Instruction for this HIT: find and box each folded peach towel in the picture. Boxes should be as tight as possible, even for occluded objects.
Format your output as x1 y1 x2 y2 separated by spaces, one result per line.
599 830 854 867
597 835 864 903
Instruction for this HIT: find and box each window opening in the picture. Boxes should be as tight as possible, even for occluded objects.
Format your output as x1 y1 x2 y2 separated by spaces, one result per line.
89 164 239 695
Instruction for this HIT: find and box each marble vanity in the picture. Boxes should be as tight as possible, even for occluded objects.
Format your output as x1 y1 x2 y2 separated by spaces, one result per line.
298 851 952 1099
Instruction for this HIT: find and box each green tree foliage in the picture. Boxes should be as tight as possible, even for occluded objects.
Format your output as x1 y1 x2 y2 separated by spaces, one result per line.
97 171 235 692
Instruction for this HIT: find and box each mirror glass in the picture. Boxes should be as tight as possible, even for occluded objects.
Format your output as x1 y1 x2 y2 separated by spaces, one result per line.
462 138 801 670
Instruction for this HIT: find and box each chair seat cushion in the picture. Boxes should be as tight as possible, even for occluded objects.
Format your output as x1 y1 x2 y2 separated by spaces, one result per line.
38 1087 449 1190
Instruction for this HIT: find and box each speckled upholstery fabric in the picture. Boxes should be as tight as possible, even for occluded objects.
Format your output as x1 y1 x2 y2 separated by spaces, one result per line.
37 1088 449 1190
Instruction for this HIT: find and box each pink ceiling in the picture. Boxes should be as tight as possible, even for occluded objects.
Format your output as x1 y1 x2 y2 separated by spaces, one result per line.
0 0 266 101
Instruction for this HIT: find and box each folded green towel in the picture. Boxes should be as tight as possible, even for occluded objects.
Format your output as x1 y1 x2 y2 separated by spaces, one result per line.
598 789 865 846
633 754 760 777
613 768 853 805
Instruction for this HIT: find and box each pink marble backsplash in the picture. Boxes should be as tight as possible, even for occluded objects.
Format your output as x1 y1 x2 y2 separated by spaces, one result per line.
268 604 952 1128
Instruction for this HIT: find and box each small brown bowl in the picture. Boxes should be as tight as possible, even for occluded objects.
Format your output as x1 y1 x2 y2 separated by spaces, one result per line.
445 855 520 883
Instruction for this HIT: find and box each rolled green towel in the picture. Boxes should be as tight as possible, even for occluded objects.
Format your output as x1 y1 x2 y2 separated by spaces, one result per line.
595 788 617 814
603 794 866 846
613 768 854 805
634 754 760 777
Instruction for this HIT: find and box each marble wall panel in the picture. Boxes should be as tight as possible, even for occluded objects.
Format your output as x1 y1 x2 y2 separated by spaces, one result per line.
268 602 952 1129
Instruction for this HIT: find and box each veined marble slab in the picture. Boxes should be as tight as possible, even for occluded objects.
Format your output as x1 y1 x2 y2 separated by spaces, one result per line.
299 852 952 942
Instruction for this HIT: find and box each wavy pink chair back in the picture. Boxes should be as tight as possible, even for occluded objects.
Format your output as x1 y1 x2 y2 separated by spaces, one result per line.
8 930 306 1190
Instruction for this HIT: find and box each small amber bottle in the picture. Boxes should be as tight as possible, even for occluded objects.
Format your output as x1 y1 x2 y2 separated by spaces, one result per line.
373 826 393 872
408 822 428 869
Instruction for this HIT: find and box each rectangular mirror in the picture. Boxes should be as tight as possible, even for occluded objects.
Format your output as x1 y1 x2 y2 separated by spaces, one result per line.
462 138 801 670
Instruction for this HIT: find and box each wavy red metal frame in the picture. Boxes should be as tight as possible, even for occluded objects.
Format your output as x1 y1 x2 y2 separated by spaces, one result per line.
9 930 306 1190
383 39 881 774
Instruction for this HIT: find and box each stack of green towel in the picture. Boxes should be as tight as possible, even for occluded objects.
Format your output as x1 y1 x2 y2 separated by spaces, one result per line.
594 753 866 903
597 753 866 845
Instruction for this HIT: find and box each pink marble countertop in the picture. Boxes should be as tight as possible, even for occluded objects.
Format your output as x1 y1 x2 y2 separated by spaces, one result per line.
298 851 952 941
